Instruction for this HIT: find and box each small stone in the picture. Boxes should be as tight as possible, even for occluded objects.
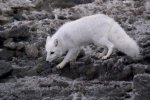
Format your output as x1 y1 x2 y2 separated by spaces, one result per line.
16 42 25 50
25 44 39 58
3 38 16 49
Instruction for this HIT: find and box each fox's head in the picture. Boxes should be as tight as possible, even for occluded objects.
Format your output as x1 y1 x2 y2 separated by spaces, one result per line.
45 36 64 62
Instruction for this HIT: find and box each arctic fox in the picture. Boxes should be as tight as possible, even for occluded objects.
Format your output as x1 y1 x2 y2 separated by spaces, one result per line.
45 14 140 69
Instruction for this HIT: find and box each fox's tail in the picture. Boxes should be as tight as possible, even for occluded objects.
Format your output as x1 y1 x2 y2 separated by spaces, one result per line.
109 22 140 59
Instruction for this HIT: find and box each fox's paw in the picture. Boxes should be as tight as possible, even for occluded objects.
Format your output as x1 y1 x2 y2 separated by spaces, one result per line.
102 56 108 60
96 53 104 58
56 63 64 69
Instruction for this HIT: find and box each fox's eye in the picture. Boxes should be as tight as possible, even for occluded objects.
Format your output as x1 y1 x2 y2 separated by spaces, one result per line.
50 52 54 54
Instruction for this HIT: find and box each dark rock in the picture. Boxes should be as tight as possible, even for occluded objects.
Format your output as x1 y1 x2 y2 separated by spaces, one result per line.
140 39 150 48
134 7 145 15
0 25 30 39
25 10 54 20
48 0 94 8
144 13 150 20
0 16 13 25
84 64 99 80
0 49 15 60
0 60 12 79
68 14 81 20
25 44 39 58
16 42 25 50
9 0 35 10
3 38 16 49
120 65 132 80
34 59 52 76
143 54 150 64
70 61 85 68
131 64 145 75
78 49 85 58
13 13 26 21
128 16 136 24
15 51 24 57
0 26 5 31
123 24 135 31
58 15 67 20
48 28 56 35
3 38 25 50
0 37 4 47
146 65 150 73
0 3 13 16
133 74 150 100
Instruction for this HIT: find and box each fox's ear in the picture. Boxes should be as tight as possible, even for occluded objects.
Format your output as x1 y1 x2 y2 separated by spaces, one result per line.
54 39 58 47
46 36 51 42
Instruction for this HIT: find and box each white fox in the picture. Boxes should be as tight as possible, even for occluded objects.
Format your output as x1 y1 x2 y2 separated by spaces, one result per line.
45 14 140 69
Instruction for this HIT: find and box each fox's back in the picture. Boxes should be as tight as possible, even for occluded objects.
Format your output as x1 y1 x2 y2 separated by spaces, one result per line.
64 14 115 35
56 14 117 46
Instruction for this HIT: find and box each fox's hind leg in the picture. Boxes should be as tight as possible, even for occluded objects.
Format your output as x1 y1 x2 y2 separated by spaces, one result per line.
96 46 108 58
94 38 114 59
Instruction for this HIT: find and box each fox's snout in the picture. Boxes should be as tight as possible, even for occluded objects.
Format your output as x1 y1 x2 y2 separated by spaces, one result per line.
46 57 49 62
46 56 51 62
46 55 54 62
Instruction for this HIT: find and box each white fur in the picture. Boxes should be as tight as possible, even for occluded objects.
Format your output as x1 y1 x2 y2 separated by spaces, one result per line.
45 14 140 69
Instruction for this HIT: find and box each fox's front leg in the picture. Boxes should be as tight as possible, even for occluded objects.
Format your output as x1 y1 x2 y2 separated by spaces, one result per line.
56 48 80 69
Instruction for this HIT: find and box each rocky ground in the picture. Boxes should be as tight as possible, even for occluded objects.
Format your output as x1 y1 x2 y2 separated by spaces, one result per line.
0 0 150 100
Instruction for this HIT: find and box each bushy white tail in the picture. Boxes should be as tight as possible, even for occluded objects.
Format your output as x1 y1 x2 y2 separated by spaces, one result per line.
109 23 140 59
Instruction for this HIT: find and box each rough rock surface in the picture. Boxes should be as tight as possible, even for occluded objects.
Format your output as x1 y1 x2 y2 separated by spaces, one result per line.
0 75 133 100
0 0 149 100
0 49 15 60
133 74 150 100
0 60 12 79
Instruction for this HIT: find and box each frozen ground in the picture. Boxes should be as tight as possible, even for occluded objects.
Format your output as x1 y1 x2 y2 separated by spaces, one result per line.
0 0 150 100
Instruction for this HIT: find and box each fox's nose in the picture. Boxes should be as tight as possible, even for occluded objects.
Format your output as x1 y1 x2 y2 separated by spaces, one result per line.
46 60 49 62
